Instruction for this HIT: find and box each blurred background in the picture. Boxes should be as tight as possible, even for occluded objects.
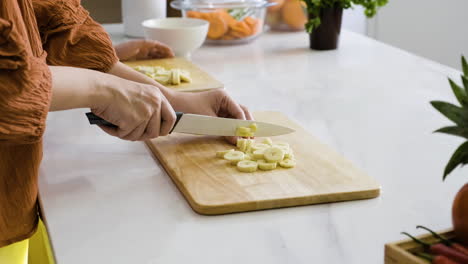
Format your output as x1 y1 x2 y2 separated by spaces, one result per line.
81 0 468 70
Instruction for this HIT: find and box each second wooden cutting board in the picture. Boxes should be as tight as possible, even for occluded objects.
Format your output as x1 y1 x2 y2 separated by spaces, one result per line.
146 112 380 215
124 57 223 92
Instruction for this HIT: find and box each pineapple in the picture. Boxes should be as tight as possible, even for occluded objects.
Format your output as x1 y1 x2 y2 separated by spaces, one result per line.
431 56 468 180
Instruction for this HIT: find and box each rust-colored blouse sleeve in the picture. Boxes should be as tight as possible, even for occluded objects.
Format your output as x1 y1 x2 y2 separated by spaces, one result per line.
0 13 51 144
33 0 118 72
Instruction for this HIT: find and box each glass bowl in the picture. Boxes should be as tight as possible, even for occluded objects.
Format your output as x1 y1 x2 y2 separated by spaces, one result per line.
171 0 269 45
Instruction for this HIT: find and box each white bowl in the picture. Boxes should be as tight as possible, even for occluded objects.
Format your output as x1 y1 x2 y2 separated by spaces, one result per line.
142 18 209 58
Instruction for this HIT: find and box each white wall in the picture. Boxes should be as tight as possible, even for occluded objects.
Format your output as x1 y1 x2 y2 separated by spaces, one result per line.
342 6 367 35
369 0 468 70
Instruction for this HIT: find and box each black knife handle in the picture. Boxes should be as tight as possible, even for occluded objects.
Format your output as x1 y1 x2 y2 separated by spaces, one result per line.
170 112 184 134
85 112 184 133
86 112 118 128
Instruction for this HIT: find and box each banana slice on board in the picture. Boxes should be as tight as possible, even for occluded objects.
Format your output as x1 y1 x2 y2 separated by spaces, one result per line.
253 149 265 160
244 153 253 161
171 68 181 85
237 138 248 152
262 138 273 146
263 147 285 163
224 150 245 165
216 149 234 158
251 143 270 151
279 159 296 168
257 159 277 171
237 160 258 172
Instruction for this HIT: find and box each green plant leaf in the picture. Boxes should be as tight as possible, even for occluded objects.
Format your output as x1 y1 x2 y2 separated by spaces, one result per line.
462 56 468 77
462 75 468 92
443 141 468 180
430 101 468 126
301 0 387 31
449 78 468 106
435 126 468 139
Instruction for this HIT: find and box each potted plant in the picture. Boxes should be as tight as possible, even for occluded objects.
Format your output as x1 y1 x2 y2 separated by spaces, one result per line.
301 0 388 50
431 56 468 244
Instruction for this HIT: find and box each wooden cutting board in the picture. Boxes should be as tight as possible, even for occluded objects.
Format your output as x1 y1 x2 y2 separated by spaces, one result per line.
124 58 223 92
146 112 380 215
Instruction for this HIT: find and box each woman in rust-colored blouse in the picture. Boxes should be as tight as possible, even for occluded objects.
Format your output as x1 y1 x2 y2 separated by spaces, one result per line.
0 0 252 261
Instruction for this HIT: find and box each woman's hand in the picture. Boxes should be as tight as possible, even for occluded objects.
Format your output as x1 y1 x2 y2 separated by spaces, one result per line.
106 62 254 144
92 77 176 141
168 89 254 144
114 39 175 61
50 66 176 141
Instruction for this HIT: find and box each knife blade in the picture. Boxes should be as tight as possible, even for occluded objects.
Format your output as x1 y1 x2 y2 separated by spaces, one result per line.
85 112 295 137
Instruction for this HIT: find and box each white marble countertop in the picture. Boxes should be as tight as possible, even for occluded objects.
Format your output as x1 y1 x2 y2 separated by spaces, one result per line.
39 24 467 264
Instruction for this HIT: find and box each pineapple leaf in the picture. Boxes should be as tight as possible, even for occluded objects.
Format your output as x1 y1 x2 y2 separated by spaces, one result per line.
448 78 468 106
435 126 468 139
430 101 468 126
462 75 468 93
443 141 468 180
462 56 468 77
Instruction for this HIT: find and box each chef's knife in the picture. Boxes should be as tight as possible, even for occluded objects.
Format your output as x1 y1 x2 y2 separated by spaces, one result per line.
85 112 295 137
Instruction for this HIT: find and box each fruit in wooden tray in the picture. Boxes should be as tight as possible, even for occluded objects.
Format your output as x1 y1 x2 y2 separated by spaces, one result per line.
186 9 262 40
401 231 468 263
218 138 297 173
430 56 468 245
452 183 468 245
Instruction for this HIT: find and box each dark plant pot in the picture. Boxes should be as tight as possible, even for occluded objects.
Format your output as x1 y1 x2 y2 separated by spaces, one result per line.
453 183 468 245
309 7 343 50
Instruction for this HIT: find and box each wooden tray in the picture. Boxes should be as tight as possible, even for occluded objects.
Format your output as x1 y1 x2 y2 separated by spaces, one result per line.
385 229 455 264
146 111 381 215
124 57 223 92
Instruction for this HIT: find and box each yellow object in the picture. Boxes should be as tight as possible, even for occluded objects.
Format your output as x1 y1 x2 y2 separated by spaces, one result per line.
0 219 55 264
0 239 29 264
29 219 55 264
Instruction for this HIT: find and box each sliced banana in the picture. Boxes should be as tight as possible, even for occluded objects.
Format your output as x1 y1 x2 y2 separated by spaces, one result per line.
247 153 255 160
249 123 257 132
237 138 248 152
274 142 290 148
251 143 270 151
216 149 234 158
273 143 289 152
262 138 273 146
263 147 285 163
279 159 296 168
257 159 277 170
180 70 192 82
237 127 250 134
134 66 191 85
284 149 294 159
253 149 265 160
224 151 245 165
245 139 255 152
171 68 181 85
236 124 256 137
237 160 258 172
154 75 171 84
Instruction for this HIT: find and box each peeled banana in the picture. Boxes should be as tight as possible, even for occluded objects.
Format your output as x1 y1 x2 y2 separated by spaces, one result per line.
133 65 191 86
